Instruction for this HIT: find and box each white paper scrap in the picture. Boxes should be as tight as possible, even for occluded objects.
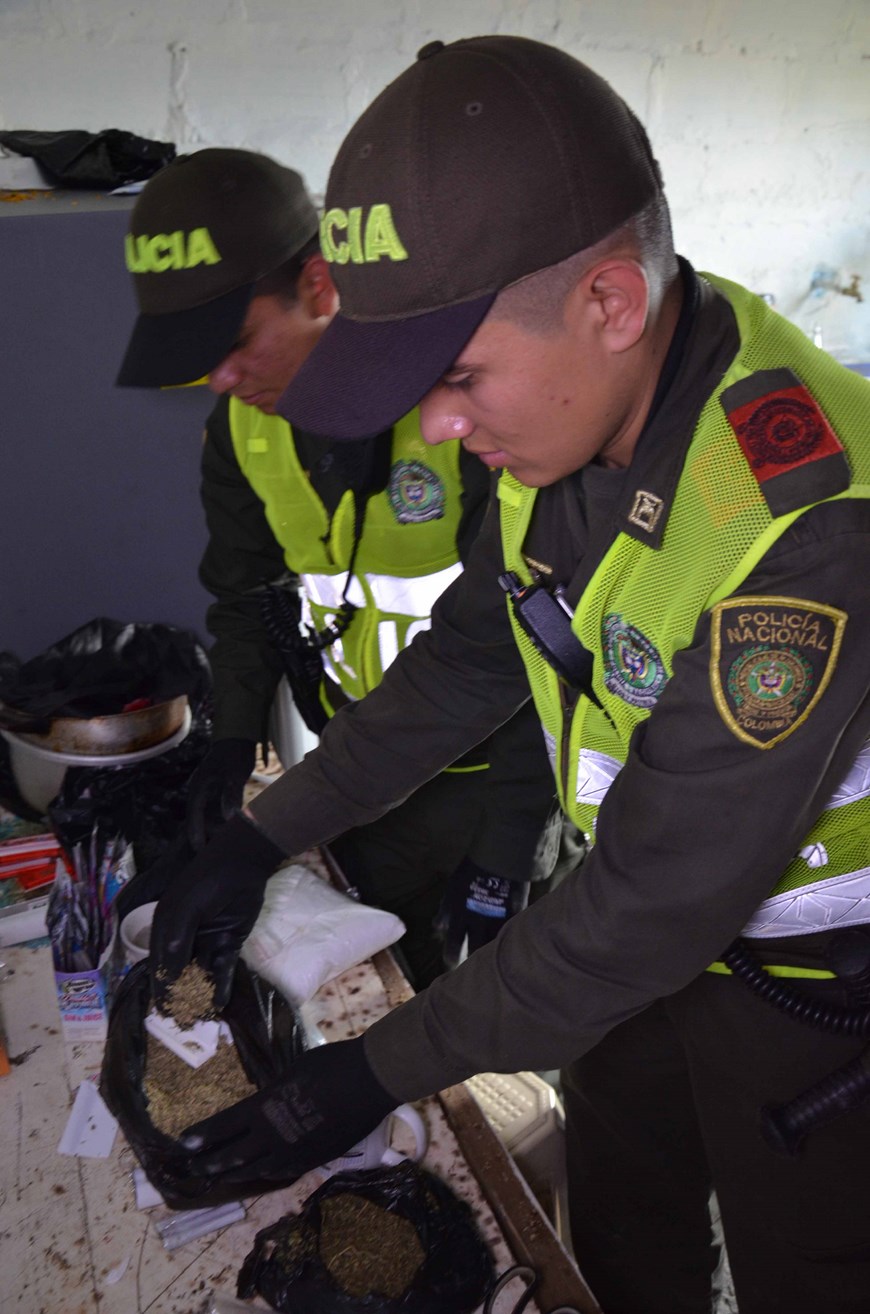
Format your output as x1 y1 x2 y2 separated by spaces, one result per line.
132 1167 166 1210
58 1080 118 1158
104 1256 130 1286
144 1011 231 1068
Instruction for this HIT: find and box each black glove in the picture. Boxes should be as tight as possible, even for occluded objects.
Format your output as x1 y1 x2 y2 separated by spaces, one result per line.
150 810 285 1011
435 857 529 969
113 831 195 926
186 737 257 851
179 1036 396 1186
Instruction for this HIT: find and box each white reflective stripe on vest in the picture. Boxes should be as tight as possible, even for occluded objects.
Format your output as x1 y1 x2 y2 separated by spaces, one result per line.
379 617 431 673
301 572 366 611
576 749 622 807
322 635 358 690
378 621 400 672
742 863 870 938
301 562 462 618
824 738 870 810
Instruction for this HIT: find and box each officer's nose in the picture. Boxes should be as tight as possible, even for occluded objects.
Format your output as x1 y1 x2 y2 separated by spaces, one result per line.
419 391 475 446
208 353 242 396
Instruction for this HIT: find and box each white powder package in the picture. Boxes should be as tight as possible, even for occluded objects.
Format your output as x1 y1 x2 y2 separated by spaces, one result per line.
241 864 405 1006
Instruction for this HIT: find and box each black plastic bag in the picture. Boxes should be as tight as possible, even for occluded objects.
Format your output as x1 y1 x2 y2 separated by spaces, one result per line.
0 619 212 828
237 1160 495 1313
99 960 307 1211
0 128 174 188
48 706 211 880
0 617 210 719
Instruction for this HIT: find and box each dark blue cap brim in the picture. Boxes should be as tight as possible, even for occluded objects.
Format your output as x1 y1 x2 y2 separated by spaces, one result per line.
116 282 255 388
277 293 496 439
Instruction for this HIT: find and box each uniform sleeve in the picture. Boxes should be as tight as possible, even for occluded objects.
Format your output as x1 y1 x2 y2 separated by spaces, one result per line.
248 492 533 848
199 397 290 743
362 498 870 1101
462 700 562 883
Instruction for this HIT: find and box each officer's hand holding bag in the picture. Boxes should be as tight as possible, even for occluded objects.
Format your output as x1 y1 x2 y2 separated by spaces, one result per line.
149 810 284 1010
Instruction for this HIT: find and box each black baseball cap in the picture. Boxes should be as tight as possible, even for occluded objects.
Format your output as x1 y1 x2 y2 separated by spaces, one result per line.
278 35 664 439
117 148 319 387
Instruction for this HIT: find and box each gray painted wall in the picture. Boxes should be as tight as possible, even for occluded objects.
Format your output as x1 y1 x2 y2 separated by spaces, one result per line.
2 194 214 661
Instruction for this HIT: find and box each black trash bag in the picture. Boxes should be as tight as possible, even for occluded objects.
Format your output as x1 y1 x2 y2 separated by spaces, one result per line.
48 703 212 881
0 620 213 827
0 617 210 720
0 128 174 189
100 959 307 1211
237 1160 495 1313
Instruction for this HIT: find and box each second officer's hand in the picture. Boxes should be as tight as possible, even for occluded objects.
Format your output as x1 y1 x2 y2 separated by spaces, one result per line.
435 857 530 969
186 738 257 851
179 1037 396 1185
150 811 285 1012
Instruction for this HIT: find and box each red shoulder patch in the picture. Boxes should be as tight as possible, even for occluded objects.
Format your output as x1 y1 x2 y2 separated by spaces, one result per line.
727 380 842 480
720 368 850 516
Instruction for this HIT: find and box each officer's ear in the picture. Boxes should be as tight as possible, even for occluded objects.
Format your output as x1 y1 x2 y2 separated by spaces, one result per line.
297 253 339 321
568 258 650 356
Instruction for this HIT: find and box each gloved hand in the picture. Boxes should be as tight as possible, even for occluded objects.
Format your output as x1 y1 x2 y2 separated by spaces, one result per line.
186 737 257 851
113 832 195 926
179 1036 396 1186
435 857 529 969
150 810 285 1011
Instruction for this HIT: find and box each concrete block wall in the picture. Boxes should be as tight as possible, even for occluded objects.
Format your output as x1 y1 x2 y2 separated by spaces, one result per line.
1 0 869 350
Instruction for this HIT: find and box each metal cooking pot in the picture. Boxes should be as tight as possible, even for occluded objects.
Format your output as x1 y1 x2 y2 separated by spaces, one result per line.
0 695 189 756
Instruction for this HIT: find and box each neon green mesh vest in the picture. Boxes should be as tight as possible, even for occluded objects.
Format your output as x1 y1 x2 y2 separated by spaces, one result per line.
499 276 870 940
230 400 464 704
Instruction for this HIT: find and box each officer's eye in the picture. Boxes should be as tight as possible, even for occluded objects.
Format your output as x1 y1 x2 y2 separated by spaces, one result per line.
441 372 475 393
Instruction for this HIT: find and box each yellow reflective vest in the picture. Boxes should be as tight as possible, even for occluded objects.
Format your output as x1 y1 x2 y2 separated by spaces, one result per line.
229 399 464 708
499 276 870 940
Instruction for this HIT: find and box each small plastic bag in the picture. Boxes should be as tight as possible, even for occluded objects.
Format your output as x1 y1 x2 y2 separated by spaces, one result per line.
237 1160 495 1313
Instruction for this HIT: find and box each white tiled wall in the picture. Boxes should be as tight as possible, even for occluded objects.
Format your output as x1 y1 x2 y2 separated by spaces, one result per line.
2 0 869 354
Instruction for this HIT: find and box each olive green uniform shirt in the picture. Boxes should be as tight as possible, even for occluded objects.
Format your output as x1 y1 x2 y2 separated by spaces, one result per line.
248 268 870 1098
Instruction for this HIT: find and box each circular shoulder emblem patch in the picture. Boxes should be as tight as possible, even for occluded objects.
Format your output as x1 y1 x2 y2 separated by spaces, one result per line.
388 460 445 524
727 645 813 723
602 614 668 709
710 595 847 748
737 396 824 467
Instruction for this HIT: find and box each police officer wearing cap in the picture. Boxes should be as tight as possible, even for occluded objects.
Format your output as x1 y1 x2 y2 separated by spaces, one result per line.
117 147 575 989
149 39 870 1314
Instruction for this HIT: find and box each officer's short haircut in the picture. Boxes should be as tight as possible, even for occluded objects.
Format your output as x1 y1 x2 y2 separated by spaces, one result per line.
490 194 678 336
255 234 323 305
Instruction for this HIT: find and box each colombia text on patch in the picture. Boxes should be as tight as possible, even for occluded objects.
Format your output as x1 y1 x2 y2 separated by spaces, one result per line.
709 595 846 748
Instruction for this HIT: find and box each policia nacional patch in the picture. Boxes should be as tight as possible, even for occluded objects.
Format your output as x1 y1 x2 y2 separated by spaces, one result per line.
709 596 846 748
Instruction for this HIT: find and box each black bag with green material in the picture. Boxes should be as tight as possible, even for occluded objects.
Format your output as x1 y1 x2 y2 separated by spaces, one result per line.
237 1160 495 1313
99 959 307 1210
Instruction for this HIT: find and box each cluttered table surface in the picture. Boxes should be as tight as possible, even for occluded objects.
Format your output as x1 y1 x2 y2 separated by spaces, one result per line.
0 854 596 1314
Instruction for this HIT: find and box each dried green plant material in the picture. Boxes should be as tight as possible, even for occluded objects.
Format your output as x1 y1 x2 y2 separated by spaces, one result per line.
319 1194 425 1298
143 1035 256 1140
160 961 217 1028
271 1219 318 1270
